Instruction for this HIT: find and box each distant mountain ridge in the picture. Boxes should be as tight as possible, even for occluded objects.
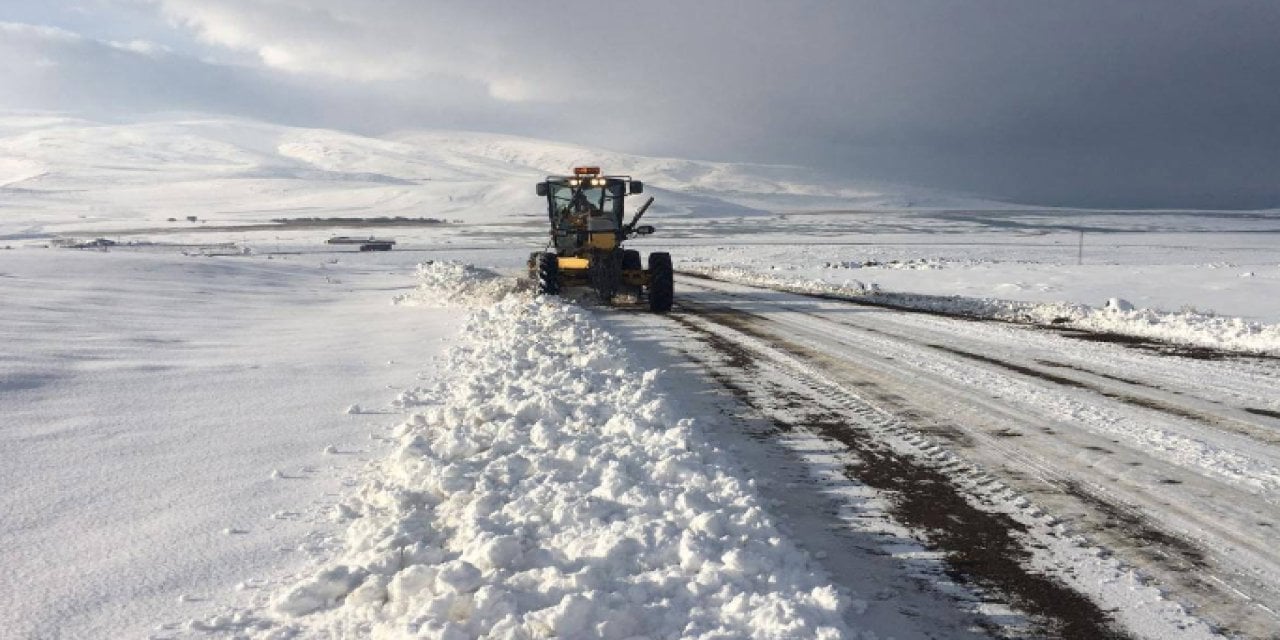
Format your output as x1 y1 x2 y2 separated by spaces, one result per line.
0 114 1013 236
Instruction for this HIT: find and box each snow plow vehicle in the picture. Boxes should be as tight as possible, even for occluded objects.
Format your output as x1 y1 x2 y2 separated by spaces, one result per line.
528 167 672 312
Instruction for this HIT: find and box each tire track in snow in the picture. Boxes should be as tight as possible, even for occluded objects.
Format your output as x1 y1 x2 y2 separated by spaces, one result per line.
664 306 1144 639
679 276 1280 496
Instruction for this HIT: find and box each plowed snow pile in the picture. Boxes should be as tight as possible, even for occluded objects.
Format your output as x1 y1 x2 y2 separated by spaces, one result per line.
246 266 850 638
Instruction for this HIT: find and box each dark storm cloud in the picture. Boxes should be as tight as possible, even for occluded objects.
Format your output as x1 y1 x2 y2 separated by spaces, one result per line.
5 1 1280 208
600 1 1280 208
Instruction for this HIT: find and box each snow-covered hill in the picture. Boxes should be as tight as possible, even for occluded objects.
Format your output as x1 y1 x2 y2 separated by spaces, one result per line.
0 113 1010 239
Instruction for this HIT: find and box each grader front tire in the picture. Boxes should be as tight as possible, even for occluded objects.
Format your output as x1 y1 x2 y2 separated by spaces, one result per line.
536 252 560 295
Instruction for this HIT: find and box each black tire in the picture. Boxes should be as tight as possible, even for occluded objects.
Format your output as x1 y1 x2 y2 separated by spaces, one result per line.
621 249 641 271
648 252 673 312
590 249 623 303
536 252 560 295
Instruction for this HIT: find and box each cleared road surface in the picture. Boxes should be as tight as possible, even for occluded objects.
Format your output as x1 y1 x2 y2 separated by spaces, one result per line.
612 274 1280 638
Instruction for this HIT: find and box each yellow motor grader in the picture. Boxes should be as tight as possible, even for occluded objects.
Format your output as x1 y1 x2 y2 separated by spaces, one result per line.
528 167 672 312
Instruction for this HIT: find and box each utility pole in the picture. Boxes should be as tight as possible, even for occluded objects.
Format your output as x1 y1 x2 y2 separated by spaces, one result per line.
1077 230 1084 266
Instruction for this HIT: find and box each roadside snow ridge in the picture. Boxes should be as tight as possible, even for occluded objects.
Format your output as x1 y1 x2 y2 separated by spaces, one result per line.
247 283 850 638
686 265 1280 356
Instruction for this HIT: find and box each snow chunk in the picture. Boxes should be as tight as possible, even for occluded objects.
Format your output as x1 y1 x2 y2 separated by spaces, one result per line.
395 261 518 308
1104 297 1135 312
274 565 368 616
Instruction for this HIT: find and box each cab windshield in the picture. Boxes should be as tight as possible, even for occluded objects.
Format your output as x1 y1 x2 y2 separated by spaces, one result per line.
548 181 624 222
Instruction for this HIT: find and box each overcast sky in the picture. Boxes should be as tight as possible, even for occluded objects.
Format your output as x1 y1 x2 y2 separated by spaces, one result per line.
3 1 1279 208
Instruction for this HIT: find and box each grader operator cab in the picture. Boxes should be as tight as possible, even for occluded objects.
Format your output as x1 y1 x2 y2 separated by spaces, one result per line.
528 167 673 312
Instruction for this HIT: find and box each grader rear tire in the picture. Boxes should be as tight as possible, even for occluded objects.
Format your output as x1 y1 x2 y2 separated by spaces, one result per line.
648 252 673 312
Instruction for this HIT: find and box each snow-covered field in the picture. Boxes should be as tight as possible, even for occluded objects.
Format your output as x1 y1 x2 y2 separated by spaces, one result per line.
3 113 1279 638
0 249 463 638
5 113 1274 355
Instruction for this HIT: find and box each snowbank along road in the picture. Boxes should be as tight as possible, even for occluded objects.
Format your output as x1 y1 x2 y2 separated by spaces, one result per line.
606 273 1280 638
186 263 853 638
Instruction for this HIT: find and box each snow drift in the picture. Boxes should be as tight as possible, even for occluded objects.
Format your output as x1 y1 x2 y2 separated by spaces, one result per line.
247 268 850 638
